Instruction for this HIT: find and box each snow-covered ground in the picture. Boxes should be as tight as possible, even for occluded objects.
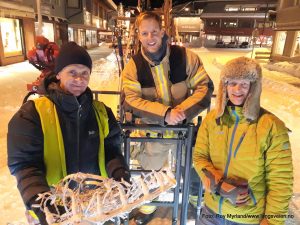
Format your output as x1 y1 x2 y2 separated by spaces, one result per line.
0 46 299 224
265 61 300 79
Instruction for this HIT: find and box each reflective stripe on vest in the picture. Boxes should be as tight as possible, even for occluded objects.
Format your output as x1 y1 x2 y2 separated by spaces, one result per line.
34 97 109 186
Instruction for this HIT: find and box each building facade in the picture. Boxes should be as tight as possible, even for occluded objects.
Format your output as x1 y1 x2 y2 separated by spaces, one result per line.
0 0 35 65
200 1 277 47
271 0 300 62
0 0 117 66
67 0 117 48
0 0 67 66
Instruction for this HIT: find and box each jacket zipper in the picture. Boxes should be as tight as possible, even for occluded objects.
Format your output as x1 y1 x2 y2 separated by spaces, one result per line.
219 108 239 215
75 97 82 172
249 187 257 205
233 132 246 158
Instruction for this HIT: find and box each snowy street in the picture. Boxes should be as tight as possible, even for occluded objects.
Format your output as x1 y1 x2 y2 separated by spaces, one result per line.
0 44 299 224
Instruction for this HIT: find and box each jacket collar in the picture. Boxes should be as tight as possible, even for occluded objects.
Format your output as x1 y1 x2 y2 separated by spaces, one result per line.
221 106 249 125
141 36 170 66
46 82 93 119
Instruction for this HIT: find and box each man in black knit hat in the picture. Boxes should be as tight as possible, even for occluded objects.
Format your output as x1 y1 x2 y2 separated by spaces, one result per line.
7 42 130 225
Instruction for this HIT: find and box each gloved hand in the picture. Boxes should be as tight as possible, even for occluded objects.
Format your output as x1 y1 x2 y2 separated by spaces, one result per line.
30 194 66 225
201 168 223 193
112 168 131 183
217 178 250 206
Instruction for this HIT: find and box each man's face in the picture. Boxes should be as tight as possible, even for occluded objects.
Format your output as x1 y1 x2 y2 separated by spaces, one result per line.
56 64 90 96
138 18 164 53
226 79 251 106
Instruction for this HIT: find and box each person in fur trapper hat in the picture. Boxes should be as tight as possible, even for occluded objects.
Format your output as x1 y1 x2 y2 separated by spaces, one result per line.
193 56 293 225
216 56 262 121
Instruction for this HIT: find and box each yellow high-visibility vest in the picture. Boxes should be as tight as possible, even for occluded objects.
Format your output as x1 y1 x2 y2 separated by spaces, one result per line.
34 97 109 186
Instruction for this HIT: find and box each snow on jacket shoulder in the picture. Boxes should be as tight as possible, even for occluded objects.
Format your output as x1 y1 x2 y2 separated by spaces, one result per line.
193 106 293 225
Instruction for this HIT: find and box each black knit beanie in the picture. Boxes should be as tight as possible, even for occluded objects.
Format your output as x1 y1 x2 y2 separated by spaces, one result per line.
54 42 92 74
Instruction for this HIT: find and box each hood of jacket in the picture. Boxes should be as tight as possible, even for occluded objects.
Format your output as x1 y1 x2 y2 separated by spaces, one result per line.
215 57 262 121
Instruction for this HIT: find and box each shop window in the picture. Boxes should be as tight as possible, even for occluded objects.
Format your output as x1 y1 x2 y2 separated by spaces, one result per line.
68 28 74 41
91 30 97 45
78 29 86 47
86 30 92 46
0 18 23 57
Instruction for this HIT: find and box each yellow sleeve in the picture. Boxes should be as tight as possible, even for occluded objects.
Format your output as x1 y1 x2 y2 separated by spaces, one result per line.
121 58 170 124
264 116 293 225
193 113 223 193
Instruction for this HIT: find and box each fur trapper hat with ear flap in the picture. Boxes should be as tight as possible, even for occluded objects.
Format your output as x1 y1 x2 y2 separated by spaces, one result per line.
215 56 262 121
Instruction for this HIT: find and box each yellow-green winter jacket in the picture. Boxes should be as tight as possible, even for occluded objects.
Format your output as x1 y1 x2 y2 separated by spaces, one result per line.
193 106 293 225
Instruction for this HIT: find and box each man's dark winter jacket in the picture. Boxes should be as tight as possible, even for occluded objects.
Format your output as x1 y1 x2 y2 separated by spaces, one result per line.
7 83 129 210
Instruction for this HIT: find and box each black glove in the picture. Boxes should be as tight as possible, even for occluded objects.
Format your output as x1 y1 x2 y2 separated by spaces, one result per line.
30 194 66 225
112 168 131 183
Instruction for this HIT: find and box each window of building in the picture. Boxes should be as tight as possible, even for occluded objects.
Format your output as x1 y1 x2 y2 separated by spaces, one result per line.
222 21 237 28
293 31 300 57
68 27 74 41
207 20 220 27
0 18 23 57
86 30 92 46
84 11 91 25
257 22 271 28
91 30 97 45
34 22 54 42
274 31 287 55
225 5 240 12
241 7 257 11
238 20 253 28
67 0 79 8
78 29 86 47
